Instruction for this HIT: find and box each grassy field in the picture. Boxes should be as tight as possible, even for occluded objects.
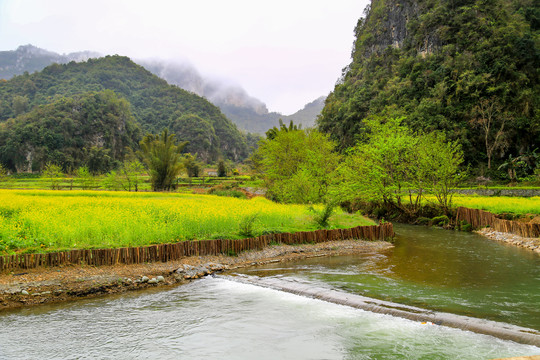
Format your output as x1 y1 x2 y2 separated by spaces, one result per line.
0 189 374 255
0 175 262 191
450 195 540 216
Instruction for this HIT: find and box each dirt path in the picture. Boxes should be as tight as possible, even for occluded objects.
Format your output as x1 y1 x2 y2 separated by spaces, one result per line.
0 240 392 311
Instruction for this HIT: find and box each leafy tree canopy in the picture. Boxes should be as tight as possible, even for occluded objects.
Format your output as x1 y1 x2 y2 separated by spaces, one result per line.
139 129 188 191
332 117 464 217
253 129 340 204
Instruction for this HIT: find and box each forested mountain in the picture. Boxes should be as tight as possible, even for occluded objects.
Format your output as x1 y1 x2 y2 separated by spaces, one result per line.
0 47 324 134
0 91 140 172
0 45 99 79
319 0 539 172
0 56 249 166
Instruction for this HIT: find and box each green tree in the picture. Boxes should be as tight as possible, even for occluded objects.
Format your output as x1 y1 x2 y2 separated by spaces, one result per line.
42 163 63 190
217 159 228 177
471 99 509 170
334 118 463 216
139 129 188 191
120 159 145 191
333 118 416 212
254 129 340 204
76 166 95 190
183 154 202 178
418 132 464 213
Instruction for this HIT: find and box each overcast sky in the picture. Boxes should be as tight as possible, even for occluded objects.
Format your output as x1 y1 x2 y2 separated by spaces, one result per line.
0 0 369 114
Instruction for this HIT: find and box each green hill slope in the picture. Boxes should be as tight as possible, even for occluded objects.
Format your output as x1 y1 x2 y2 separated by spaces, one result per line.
0 55 248 163
319 0 539 171
0 90 140 172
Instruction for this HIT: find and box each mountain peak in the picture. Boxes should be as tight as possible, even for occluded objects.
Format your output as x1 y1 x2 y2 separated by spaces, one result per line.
0 45 100 79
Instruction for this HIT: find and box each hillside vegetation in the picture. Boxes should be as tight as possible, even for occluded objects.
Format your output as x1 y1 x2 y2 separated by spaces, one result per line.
0 56 249 169
0 90 140 173
319 0 539 175
0 46 324 134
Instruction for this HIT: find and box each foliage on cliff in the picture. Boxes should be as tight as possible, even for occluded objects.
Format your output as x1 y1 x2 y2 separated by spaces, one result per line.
0 91 140 173
0 55 248 163
319 0 539 173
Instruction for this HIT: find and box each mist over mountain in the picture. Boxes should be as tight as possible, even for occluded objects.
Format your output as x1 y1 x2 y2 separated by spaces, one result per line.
139 59 325 133
0 45 324 134
0 45 100 79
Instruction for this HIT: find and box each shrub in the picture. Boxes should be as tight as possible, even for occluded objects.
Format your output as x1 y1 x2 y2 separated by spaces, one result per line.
431 215 450 226
183 154 202 178
238 213 259 237
310 203 336 228
217 160 227 177
459 220 472 232
210 189 247 199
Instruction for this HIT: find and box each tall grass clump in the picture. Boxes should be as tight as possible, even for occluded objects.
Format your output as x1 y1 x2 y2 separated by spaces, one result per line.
309 203 336 228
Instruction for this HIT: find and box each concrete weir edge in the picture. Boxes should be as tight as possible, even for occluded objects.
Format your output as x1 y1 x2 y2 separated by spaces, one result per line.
220 275 540 347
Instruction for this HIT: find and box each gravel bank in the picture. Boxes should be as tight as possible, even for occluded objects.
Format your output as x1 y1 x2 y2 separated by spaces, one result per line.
476 228 540 254
0 239 392 310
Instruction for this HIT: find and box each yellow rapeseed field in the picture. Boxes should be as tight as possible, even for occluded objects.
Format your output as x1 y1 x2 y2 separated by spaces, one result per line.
450 195 540 215
0 189 372 254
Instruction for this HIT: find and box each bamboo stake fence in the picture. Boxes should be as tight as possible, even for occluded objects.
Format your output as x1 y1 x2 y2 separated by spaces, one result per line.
455 207 540 238
0 223 394 272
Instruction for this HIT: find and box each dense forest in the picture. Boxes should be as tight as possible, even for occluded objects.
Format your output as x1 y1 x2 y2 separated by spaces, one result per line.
0 90 139 173
0 56 250 170
319 0 539 176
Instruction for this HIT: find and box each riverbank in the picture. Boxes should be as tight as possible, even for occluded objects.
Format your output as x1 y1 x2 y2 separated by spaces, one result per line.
0 239 392 310
476 228 540 254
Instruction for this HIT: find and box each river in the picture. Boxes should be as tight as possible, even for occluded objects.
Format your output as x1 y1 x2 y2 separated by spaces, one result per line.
237 224 540 330
0 225 539 359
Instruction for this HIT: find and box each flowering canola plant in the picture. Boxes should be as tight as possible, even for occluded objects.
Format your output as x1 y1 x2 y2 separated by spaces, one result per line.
449 195 540 215
0 189 372 254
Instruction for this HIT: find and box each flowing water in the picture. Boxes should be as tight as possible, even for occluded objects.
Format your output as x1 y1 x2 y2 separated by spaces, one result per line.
0 225 539 359
237 225 540 331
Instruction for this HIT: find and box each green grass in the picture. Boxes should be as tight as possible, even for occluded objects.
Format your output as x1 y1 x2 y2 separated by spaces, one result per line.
0 176 152 191
0 189 374 255
0 175 264 192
